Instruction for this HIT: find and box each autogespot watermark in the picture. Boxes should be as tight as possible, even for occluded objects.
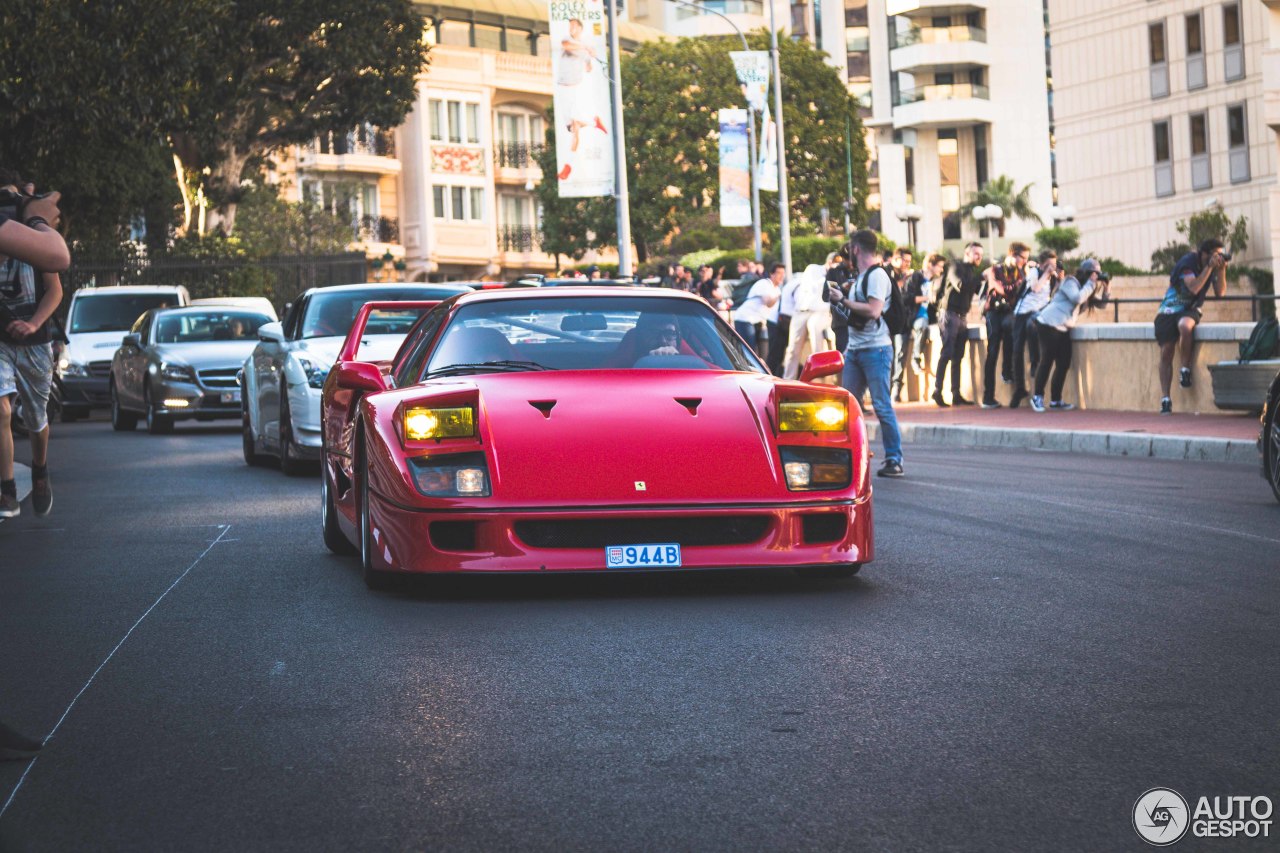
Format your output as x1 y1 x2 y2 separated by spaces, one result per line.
1133 788 1273 845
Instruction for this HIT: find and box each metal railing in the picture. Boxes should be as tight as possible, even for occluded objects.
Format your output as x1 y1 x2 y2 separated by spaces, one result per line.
356 215 399 244
894 83 990 107
890 25 987 49
312 128 397 158
1101 294 1280 324
494 142 546 169
499 225 539 253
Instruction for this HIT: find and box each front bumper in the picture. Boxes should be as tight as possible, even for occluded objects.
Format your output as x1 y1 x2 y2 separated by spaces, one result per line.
61 374 110 408
151 379 243 421
364 495 874 574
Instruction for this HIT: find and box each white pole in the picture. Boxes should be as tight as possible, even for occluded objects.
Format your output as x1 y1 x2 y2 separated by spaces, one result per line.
606 0 633 277
767 0 792 275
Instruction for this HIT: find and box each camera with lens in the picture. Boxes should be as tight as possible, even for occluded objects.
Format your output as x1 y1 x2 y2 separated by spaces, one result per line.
1220 252 1232 262
0 187 53 226
1097 271 1112 283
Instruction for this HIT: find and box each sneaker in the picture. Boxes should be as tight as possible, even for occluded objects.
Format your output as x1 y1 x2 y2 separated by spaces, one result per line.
876 459 904 479
32 470 51 517
1159 397 1172 415
953 395 974 406
1049 401 1075 411
0 721 42 761
1009 390 1027 409
931 390 950 408
1030 395 1046 413
980 399 1002 409
1179 367 1192 388
0 493 18 519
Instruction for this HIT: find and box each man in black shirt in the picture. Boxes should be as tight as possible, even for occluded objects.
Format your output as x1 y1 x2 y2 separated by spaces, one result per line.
932 242 985 406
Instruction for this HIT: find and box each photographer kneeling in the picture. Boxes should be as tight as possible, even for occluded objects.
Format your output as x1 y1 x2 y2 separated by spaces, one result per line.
1030 258 1110 413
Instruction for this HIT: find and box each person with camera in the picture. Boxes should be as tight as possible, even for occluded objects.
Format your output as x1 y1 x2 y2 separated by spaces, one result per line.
889 248 916 402
932 241 985 407
825 250 855 355
1155 239 1229 414
1030 258 1110 413
1009 249 1060 408
977 242 1029 408
1 172 65 520
828 229 903 478
905 253 946 377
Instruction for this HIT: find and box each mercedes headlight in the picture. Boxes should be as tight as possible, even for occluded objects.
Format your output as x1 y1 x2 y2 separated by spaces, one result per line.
58 357 88 378
160 363 195 382
779 399 848 432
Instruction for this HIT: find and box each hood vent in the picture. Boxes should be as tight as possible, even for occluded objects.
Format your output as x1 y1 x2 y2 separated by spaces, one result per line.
529 400 556 418
674 397 701 416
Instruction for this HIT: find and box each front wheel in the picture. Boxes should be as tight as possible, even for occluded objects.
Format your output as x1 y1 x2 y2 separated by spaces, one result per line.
358 429 394 591
110 382 138 432
279 394 310 476
1266 393 1280 504
144 384 174 435
795 564 862 579
242 399 268 466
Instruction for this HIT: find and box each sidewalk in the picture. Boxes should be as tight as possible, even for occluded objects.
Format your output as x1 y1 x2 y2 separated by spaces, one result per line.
863 402 1261 464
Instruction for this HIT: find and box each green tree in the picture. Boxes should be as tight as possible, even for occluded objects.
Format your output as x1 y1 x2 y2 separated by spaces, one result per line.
1150 206 1249 272
1034 226 1080 256
532 126 617 265
960 175 1042 237
232 184 356 256
537 32 868 263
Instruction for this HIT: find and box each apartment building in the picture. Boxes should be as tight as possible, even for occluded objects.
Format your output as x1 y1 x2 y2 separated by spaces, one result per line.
846 0 1055 252
1048 0 1273 273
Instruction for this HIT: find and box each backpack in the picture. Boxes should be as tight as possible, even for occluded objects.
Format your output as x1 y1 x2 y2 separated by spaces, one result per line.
856 265 909 336
1238 316 1279 362
730 275 758 309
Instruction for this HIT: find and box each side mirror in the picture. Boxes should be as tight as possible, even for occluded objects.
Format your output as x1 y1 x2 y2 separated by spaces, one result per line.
257 321 286 345
122 333 141 349
800 349 844 384
333 361 385 394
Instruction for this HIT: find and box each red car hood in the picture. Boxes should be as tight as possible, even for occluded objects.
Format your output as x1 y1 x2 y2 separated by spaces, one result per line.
421 370 830 504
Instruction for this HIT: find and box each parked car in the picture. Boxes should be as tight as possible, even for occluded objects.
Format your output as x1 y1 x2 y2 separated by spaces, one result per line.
241 282 472 475
1261 364 1280 503
191 296 278 321
109 306 274 434
319 286 872 589
59 285 190 419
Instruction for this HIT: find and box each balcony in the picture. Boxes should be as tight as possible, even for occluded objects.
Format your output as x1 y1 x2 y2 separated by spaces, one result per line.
892 83 995 129
889 26 990 73
886 0 987 15
299 129 401 176
356 215 400 245
498 225 539 254
494 142 546 170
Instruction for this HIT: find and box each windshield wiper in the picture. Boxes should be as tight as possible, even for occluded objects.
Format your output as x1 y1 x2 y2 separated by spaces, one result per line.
426 359 554 378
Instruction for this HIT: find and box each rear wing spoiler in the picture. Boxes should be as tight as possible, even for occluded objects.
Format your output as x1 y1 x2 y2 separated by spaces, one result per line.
338 300 442 362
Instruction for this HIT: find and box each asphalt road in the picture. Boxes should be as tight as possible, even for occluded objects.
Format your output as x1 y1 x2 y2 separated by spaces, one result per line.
0 416 1277 852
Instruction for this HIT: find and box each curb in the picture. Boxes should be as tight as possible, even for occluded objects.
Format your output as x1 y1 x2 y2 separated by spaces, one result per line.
864 422 1258 465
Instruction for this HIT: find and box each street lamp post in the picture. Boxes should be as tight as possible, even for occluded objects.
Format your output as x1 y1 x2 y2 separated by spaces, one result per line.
895 203 922 249
605 0 633 278
766 0 792 275
973 203 1002 259
1050 204 1076 227
664 0 762 263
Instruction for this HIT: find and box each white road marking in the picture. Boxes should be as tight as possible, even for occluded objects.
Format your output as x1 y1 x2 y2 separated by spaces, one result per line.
0 524 234 820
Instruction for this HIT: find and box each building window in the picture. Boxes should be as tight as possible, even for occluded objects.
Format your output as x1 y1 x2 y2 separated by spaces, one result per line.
433 184 486 222
429 100 444 142
447 102 463 143
432 186 445 217
1224 3 1244 81
1185 13 1206 90
474 23 503 52
938 128 960 239
432 98 482 146
1153 120 1174 197
1189 112 1211 190
469 187 485 221
973 125 988 189
1149 21 1169 99
466 104 480 144
438 20 470 47
1228 104 1250 183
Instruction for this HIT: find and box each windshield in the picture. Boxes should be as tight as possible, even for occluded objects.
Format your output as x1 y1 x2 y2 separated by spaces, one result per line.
419 296 765 381
301 289 443 340
69 294 179 333
153 311 273 344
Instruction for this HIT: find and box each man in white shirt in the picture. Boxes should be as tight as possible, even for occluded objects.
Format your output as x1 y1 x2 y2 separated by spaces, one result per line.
827 229 904 478
732 263 781 359
782 264 832 380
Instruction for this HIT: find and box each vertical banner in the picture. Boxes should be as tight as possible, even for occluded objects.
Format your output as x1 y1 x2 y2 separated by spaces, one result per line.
550 0 615 198
758 103 779 193
719 109 752 227
729 51 771 114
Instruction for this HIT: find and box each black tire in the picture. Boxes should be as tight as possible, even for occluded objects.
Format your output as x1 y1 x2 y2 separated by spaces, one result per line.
144 384 174 435
358 428 394 590
278 394 310 476
242 398 268 467
795 564 862 579
110 381 138 432
1266 392 1280 504
322 439 356 555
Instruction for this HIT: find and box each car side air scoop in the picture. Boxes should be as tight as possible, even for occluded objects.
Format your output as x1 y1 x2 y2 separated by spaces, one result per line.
675 397 701 416
529 400 556 418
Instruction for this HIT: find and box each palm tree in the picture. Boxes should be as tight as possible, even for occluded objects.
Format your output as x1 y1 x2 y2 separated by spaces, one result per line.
960 175 1043 237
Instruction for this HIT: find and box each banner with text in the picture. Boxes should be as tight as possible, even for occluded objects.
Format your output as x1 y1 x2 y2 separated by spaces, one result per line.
719 109 752 227
550 0 615 198
729 51 770 114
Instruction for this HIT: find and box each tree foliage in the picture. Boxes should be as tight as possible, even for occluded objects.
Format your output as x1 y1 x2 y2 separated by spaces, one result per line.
532 123 617 264
1150 206 1250 273
538 32 868 262
1034 226 1079 257
961 175 1042 237
232 184 356 256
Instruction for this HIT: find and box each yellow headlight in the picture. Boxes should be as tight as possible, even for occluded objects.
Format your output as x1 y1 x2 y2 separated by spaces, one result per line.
779 400 847 432
404 406 475 440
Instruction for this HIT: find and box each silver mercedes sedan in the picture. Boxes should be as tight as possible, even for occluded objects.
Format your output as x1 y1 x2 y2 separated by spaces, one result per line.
109 305 274 434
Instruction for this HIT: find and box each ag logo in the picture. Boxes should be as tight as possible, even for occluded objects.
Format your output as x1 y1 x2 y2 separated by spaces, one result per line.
1134 788 1190 846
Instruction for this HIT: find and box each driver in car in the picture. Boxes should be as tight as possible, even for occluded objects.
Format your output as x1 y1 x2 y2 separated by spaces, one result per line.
605 313 707 367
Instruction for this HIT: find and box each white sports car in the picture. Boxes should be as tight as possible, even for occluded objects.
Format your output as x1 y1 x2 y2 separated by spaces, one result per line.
240 282 472 474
